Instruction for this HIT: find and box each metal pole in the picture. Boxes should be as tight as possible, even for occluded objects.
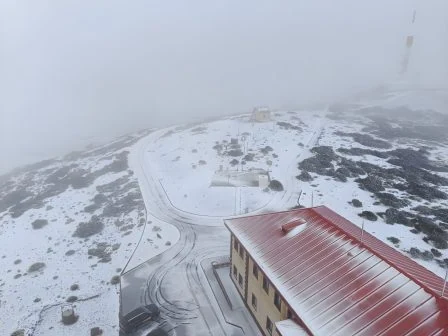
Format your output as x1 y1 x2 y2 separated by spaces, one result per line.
361 220 365 244
442 267 448 297
239 187 242 215
311 191 314 207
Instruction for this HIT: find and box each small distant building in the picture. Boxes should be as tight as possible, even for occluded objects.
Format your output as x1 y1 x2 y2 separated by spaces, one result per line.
250 107 271 122
225 206 448 336
211 168 270 188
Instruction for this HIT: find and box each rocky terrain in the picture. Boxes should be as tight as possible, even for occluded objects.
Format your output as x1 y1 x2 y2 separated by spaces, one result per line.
298 104 448 269
0 130 176 336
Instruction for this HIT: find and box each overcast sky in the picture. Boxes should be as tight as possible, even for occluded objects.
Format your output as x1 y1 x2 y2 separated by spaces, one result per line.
1 0 447 173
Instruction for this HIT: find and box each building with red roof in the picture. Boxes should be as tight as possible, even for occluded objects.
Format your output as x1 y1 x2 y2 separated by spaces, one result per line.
225 206 448 336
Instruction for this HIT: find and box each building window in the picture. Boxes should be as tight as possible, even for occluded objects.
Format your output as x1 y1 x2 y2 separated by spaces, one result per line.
234 238 238 251
239 246 244 259
233 265 237 279
253 264 258 279
263 275 269 294
251 293 257 310
274 291 281 311
287 309 292 319
238 274 243 287
266 316 273 335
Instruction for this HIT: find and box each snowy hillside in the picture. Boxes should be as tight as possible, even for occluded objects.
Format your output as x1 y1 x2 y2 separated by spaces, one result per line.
143 94 448 279
0 131 179 336
1 89 448 336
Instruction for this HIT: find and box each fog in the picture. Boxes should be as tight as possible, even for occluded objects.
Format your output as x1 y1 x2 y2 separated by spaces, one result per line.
1 0 447 173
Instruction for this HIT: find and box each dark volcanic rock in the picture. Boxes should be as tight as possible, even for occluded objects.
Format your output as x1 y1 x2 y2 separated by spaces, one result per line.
408 248 434 261
31 219 48 230
311 146 337 159
226 149 244 157
260 146 274 155
65 250 75 256
339 158 365 176
1 189 33 213
243 153 255 161
350 199 363 208
73 217 104 238
355 176 384 193
407 183 448 200
413 216 448 239
299 152 335 176
66 296 78 303
334 171 347 182
384 208 413 226
335 132 392 149
376 193 410 208
28 262 46 273
90 327 103 336
269 180 284 192
392 183 408 191
10 329 25 336
365 110 448 142
337 147 389 159
387 237 400 245
70 284 79 291
358 211 378 221
89 242 113 263
96 176 130 194
102 191 144 218
335 167 351 178
412 205 437 216
431 248 442 258
277 122 301 131
434 209 448 223
296 170 313 182
300 156 333 172
387 148 448 173
229 159 239 166
110 275 120 285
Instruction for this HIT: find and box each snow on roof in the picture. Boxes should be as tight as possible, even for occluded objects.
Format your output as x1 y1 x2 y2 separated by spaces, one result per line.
275 319 310 336
253 106 270 112
225 206 448 336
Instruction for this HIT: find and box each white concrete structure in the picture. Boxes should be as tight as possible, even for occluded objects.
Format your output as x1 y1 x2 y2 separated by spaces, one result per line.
250 107 271 122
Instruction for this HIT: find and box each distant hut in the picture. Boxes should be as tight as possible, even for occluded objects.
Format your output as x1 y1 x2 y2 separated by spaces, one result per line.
250 107 271 122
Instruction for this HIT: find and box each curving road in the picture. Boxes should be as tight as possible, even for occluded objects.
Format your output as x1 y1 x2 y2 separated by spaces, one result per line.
121 121 323 335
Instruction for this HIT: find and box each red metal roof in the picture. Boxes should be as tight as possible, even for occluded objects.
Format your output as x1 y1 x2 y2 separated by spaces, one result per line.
225 206 448 336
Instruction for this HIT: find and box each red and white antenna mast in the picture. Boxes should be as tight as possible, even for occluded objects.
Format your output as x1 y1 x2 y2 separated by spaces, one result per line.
400 9 417 75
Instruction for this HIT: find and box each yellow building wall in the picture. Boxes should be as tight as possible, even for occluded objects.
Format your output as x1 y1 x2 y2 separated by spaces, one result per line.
246 256 289 336
230 235 247 299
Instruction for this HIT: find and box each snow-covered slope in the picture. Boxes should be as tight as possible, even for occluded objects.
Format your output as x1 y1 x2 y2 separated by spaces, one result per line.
143 99 448 278
1 90 448 336
0 131 179 336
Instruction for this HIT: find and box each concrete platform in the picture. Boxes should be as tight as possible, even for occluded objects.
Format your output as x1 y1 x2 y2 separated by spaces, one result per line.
201 257 260 336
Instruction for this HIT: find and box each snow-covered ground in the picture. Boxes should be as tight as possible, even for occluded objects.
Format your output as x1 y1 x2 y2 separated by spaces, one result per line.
0 132 179 336
299 116 448 277
1 89 448 335
145 114 320 216
141 101 448 279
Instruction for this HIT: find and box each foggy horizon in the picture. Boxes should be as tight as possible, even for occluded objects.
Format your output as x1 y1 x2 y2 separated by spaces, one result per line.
1 0 447 174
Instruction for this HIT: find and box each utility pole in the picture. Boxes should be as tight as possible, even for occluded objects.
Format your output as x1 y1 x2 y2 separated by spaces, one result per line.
239 187 242 215
442 266 448 297
361 220 365 244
